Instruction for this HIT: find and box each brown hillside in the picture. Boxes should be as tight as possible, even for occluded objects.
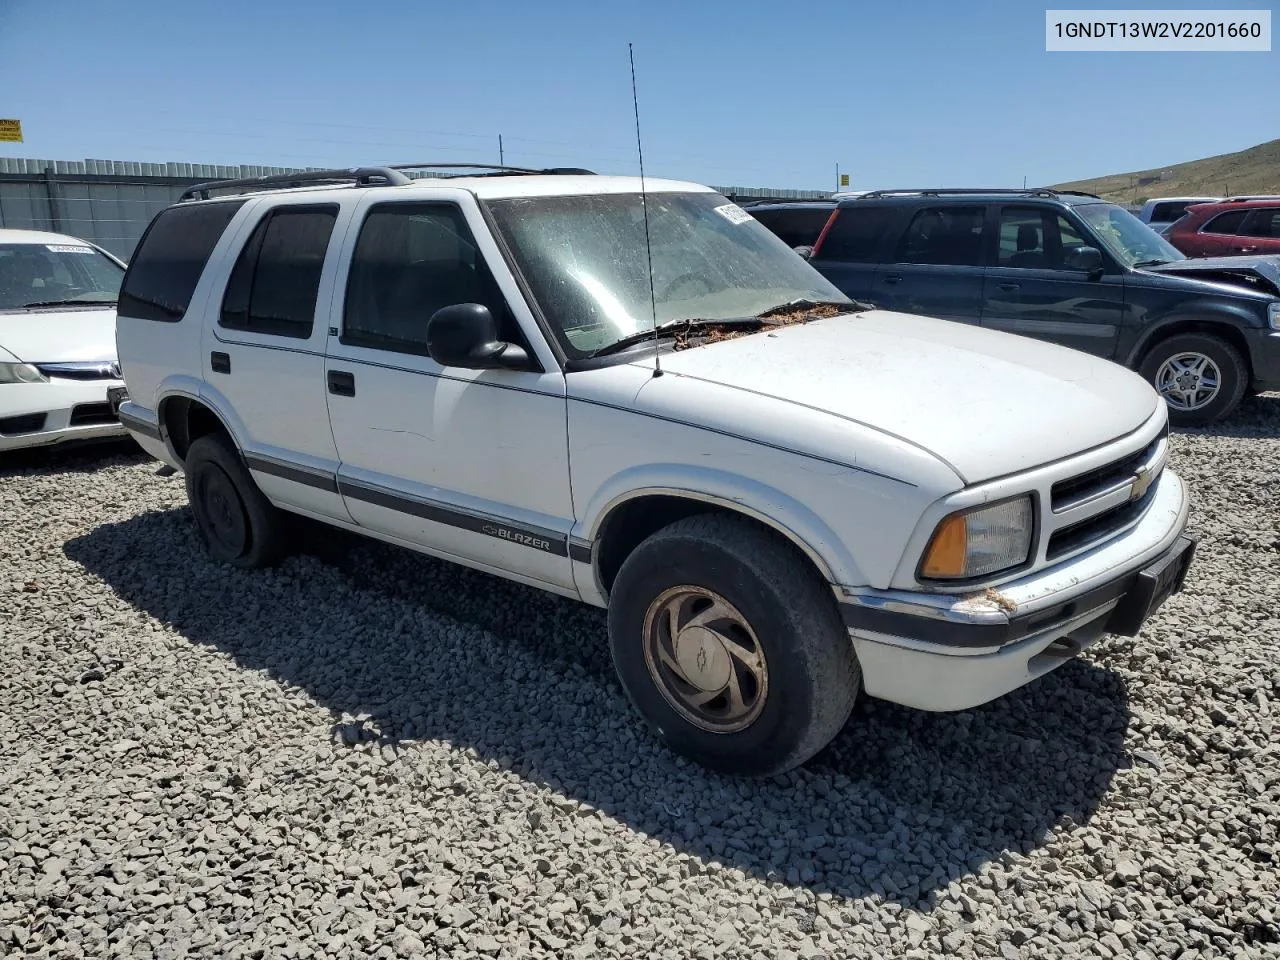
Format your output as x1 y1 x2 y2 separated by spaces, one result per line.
1053 138 1280 204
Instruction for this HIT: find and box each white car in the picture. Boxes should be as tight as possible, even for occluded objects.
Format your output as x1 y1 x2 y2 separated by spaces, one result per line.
0 229 129 452
115 165 1195 776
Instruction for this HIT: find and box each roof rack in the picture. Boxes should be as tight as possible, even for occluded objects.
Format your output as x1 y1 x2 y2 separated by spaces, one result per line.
180 166 410 201
1224 194 1280 202
387 162 596 178
852 187 1100 200
178 162 597 202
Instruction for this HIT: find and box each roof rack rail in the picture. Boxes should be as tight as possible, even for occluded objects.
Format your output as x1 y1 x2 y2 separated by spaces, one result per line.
1224 194 1280 202
387 162 596 178
851 187 1100 200
179 166 409 201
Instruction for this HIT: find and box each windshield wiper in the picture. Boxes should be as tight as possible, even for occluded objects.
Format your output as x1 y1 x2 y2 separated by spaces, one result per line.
1132 259 1171 268
586 317 760 359
758 296 869 316
21 298 117 308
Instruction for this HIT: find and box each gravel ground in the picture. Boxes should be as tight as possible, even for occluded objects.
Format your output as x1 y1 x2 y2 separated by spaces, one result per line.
2 400 1279 960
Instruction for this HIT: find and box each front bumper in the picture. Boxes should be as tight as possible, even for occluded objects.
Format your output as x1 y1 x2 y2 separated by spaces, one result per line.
839 469 1191 711
0 379 129 452
1248 330 1280 391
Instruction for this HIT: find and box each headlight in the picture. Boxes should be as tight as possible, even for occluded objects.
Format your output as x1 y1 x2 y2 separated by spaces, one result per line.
920 496 1034 580
0 362 48 384
1268 301 1280 331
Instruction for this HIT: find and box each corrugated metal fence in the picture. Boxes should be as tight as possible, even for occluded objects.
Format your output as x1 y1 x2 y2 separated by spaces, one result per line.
0 157 829 261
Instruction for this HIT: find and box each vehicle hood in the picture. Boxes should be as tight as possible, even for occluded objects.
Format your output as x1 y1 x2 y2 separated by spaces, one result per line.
1140 256 1280 297
0 307 119 363
648 310 1159 484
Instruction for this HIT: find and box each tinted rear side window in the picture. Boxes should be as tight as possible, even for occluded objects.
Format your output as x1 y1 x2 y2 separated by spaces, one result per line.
895 206 987 266
750 208 832 248
118 201 246 322
1150 201 1193 222
220 205 338 339
815 207 896 262
1203 210 1249 235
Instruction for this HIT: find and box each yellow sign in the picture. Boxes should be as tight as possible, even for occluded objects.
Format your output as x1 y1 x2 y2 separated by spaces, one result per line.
839 173 850 187
0 119 22 143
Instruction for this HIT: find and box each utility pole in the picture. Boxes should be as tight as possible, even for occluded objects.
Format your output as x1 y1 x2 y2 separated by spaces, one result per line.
835 161 839 192
499 134 504 166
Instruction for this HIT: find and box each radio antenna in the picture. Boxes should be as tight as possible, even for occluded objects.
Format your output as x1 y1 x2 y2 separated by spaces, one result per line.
629 42 662 378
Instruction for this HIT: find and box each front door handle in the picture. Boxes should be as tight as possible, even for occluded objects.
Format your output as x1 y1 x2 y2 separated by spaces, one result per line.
882 274 903 284
327 369 355 397
210 351 230 374
1236 246 1258 253
997 282 1020 292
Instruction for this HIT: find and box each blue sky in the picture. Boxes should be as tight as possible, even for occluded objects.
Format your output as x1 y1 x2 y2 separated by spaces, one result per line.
0 0 1275 191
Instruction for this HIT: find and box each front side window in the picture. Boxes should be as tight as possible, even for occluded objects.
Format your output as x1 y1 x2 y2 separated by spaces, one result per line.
1074 202 1185 267
815 207 896 262
118 201 246 322
1203 210 1249 236
894 206 987 266
996 207 1091 269
0 243 123 311
749 207 832 248
220 205 337 339
342 203 510 356
1241 208 1280 239
483 191 849 359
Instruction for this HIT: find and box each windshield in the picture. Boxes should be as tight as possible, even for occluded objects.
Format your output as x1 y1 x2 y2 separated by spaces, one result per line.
1075 203 1186 267
483 191 851 358
0 242 124 311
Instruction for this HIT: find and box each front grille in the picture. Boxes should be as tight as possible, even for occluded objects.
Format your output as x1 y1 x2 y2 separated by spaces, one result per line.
1051 427 1165 511
0 413 48 435
69 403 118 427
1047 478 1159 560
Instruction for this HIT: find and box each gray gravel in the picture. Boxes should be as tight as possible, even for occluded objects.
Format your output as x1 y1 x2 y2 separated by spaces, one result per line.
2 400 1280 960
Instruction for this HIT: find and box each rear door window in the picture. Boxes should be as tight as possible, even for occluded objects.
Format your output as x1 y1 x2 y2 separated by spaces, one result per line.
749 207 832 248
220 205 338 339
895 206 987 266
814 207 896 262
118 201 246 322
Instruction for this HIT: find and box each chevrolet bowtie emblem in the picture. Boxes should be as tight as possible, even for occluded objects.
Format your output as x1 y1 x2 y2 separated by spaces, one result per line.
1130 465 1154 502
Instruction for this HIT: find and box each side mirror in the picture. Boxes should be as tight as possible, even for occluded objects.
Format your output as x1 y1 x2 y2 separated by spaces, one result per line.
1063 245 1104 274
793 245 815 260
426 303 529 370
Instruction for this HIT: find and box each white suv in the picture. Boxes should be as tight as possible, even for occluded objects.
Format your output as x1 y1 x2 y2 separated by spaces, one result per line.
115 164 1195 776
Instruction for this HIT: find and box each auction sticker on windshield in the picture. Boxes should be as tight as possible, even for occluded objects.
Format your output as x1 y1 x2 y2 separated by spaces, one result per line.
46 245 95 254
713 203 754 225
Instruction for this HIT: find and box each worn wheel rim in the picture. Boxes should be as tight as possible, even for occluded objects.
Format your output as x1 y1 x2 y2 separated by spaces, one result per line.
195 465 248 557
642 586 768 734
1155 352 1221 412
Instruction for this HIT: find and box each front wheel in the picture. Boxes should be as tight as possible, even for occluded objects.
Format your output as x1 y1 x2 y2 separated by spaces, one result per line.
1138 333 1247 427
607 514 859 777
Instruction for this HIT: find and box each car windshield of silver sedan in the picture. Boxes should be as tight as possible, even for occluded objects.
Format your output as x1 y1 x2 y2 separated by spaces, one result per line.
0 243 124 311
483 191 853 358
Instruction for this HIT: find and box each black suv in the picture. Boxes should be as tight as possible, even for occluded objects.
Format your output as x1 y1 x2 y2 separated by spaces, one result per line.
748 189 1280 426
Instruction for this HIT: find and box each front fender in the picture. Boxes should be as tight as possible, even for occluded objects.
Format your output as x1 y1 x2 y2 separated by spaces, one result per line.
575 462 869 593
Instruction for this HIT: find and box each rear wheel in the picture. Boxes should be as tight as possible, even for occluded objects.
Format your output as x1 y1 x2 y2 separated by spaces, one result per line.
1139 333 1247 427
607 513 859 777
184 433 286 568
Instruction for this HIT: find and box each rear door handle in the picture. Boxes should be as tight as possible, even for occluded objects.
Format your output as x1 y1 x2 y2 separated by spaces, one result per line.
1236 246 1258 253
997 282 1020 292
210 351 231 374
882 274 903 284
327 369 355 397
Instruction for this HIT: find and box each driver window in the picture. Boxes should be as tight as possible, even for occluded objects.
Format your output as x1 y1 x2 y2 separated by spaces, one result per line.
341 202 518 357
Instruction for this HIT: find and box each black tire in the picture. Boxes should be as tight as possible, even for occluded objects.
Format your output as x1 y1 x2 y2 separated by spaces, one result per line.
607 513 859 777
184 433 286 568
1138 332 1247 427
